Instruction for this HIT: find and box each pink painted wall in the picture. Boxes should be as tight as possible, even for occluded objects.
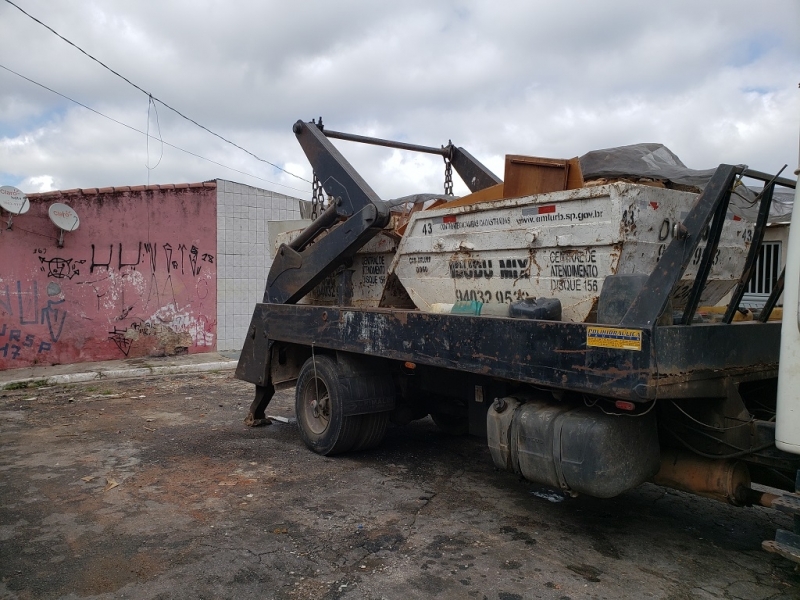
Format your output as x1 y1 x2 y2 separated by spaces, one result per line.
0 183 217 369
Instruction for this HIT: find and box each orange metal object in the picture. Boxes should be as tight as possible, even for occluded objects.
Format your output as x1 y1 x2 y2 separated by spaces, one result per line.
653 449 750 505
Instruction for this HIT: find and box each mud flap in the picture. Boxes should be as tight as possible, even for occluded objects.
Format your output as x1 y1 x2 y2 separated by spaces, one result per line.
335 352 396 416
235 306 272 386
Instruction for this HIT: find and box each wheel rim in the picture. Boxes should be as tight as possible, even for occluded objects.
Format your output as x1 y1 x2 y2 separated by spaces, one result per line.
300 376 330 435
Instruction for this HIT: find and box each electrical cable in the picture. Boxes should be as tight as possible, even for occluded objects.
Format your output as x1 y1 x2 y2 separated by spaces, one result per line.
765 467 796 489
145 94 164 184
0 62 310 196
583 394 658 417
668 399 754 431
673 424 762 453
665 428 774 460
2 0 311 184
6 225 58 241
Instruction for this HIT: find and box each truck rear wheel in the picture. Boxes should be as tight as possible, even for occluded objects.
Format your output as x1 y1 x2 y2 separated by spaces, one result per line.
352 412 390 451
295 355 361 455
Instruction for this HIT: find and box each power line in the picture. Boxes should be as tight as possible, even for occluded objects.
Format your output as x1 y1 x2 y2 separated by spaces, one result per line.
3 0 311 184
0 62 311 196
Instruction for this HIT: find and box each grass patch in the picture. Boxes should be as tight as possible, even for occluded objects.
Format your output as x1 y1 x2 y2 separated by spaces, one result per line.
5 379 49 390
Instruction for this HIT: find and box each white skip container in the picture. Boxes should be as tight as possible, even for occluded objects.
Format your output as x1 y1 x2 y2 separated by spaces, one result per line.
389 183 754 322
274 228 409 308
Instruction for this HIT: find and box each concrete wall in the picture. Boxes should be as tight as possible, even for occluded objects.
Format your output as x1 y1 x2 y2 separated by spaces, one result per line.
214 180 304 352
0 184 217 369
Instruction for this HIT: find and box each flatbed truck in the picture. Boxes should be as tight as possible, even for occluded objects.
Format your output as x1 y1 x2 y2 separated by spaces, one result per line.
235 119 800 561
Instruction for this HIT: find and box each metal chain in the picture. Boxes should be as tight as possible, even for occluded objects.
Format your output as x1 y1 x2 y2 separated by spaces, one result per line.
311 172 325 220
443 157 454 196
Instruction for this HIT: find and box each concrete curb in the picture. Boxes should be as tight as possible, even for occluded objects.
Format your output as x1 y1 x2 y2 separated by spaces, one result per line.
1 360 236 391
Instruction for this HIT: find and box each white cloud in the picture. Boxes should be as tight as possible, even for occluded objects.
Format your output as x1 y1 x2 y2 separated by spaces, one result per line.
0 0 797 199
22 174 55 192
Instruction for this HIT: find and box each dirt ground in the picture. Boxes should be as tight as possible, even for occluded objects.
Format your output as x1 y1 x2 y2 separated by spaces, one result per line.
0 371 798 600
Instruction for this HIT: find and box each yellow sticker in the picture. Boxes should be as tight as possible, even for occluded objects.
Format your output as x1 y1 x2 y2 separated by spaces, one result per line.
586 326 642 351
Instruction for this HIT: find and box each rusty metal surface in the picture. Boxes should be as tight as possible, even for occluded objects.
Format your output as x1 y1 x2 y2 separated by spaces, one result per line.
763 539 800 565
243 303 649 399
238 303 781 401
763 468 800 566
653 449 751 505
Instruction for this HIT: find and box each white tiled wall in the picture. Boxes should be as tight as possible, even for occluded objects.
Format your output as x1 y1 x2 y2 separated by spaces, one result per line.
216 180 305 352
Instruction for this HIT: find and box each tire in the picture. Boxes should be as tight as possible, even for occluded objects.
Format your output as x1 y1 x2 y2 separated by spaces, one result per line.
295 355 362 455
351 412 390 452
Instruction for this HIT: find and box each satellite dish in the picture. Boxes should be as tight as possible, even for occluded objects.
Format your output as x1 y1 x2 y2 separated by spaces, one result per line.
49 203 80 231
0 186 29 229
48 202 80 247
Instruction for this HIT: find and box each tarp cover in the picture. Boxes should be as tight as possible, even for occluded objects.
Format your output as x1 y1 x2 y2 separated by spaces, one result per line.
579 143 793 223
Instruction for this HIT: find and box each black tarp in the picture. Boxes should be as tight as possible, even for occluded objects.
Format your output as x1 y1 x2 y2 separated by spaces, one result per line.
579 143 793 223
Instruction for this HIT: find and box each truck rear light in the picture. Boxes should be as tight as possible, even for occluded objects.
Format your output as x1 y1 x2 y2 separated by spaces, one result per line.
614 400 635 411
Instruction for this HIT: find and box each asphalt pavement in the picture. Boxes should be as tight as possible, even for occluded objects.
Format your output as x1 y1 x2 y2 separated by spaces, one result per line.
2 371 798 599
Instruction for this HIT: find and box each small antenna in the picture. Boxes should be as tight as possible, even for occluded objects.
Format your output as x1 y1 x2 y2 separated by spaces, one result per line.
0 186 30 229
48 202 80 247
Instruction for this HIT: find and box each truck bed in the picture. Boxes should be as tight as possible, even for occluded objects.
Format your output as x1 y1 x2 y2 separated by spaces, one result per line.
237 303 781 402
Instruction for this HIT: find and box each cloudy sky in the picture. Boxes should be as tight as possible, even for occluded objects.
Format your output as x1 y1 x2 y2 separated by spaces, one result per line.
0 0 798 201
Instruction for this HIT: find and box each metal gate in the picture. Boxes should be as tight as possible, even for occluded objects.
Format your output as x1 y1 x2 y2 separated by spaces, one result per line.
743 240 782 307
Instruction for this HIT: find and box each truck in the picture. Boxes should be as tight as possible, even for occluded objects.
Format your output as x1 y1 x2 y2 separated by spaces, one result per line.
235 119 800 562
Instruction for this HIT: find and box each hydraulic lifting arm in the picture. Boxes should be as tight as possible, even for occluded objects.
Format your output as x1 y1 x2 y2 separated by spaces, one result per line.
265 119 501 305
265 120 392 305
320 126 502 193
238 119 502 421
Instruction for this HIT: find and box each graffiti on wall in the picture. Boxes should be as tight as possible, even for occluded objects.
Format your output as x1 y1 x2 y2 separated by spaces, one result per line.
107 307 215 357
0 324 54 359
0 280 68 360
0 191 217 368
2 242 215 364
87 242 214 275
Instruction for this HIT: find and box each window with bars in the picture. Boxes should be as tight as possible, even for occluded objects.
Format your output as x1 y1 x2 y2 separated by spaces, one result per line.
741 241 782 307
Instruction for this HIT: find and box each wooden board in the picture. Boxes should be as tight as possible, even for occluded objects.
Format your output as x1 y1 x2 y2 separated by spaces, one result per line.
420 155 584 214
504 155 584 198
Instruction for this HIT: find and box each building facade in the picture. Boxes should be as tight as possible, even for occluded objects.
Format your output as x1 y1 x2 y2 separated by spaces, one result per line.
0 180 304 369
